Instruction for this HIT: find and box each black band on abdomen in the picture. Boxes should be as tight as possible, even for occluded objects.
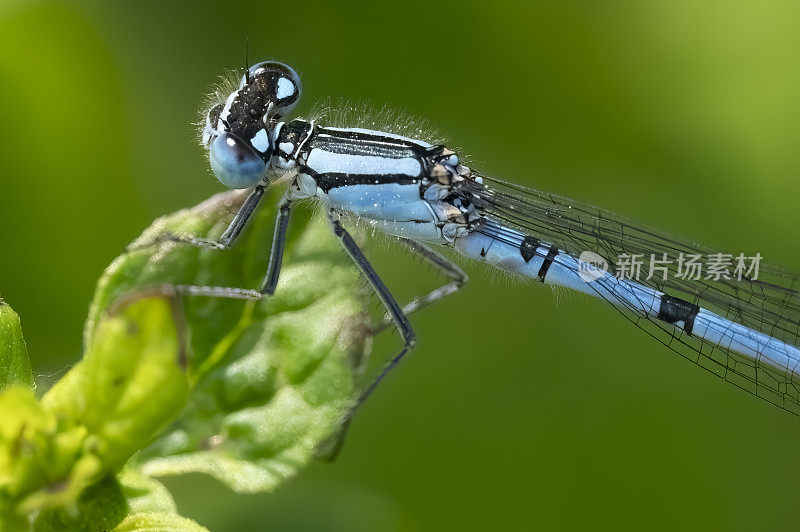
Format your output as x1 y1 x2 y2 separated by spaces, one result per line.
658 295 700 335
519 236 540 263
537 248 559 282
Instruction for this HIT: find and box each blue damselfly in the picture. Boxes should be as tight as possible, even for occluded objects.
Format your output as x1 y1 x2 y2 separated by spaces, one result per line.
143 61 800 419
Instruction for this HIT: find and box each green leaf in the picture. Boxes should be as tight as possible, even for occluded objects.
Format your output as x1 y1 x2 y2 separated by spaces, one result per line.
0 493 28 531
0 294 188 527
90 190 372 492
0 300 33 391
115 468 210 531
0 386 87 508
113 512 209 532
32 475 127 532
118 468 178 515
41 295 189 473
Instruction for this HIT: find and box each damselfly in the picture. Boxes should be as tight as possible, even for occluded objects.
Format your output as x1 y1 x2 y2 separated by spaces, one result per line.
150 60 800 418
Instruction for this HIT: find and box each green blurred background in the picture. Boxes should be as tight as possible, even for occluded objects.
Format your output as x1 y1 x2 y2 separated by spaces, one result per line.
2 0 800 530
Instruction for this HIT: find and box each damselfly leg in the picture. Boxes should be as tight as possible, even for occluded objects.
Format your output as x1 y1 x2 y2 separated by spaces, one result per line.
397 239 468 316
314 217 444 461
127 185 266 253
126 186 427 409
261 195 292 295
217 184 266 249
145 284 262 301
372 239 469 334
328 211 416 405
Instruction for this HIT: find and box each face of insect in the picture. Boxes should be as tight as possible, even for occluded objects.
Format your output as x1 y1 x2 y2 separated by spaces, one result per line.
203 61 302 189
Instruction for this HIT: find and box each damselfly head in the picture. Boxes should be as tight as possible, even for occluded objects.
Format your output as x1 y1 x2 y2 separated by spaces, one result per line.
202 61 302 189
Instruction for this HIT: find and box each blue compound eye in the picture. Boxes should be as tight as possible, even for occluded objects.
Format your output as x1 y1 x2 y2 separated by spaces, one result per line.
209 132 268 189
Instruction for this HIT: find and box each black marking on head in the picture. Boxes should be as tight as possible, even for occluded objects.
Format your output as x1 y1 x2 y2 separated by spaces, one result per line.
658 295 700 335
537 247 559 282
201 103 225 148
245 61 302 117
221 87 267 152
520 236 539 263
219 61 302 158
208 103 223 128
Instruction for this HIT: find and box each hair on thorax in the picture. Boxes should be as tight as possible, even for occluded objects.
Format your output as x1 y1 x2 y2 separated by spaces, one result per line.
305 98 449 148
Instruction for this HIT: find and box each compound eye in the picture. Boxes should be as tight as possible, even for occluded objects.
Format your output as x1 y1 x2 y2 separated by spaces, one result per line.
209 132 268 189
246 61 302 117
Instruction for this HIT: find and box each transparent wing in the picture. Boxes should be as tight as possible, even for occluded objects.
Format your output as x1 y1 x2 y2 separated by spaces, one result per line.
461 174 800 414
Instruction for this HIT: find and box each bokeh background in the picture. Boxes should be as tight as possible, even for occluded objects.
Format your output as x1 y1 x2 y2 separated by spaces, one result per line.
3 1 800 530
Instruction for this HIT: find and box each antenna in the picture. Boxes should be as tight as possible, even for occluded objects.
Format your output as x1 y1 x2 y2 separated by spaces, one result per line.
243 35 251 84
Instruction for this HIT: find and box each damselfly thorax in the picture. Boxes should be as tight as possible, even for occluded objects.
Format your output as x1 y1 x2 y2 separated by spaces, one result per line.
271 120 483 244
